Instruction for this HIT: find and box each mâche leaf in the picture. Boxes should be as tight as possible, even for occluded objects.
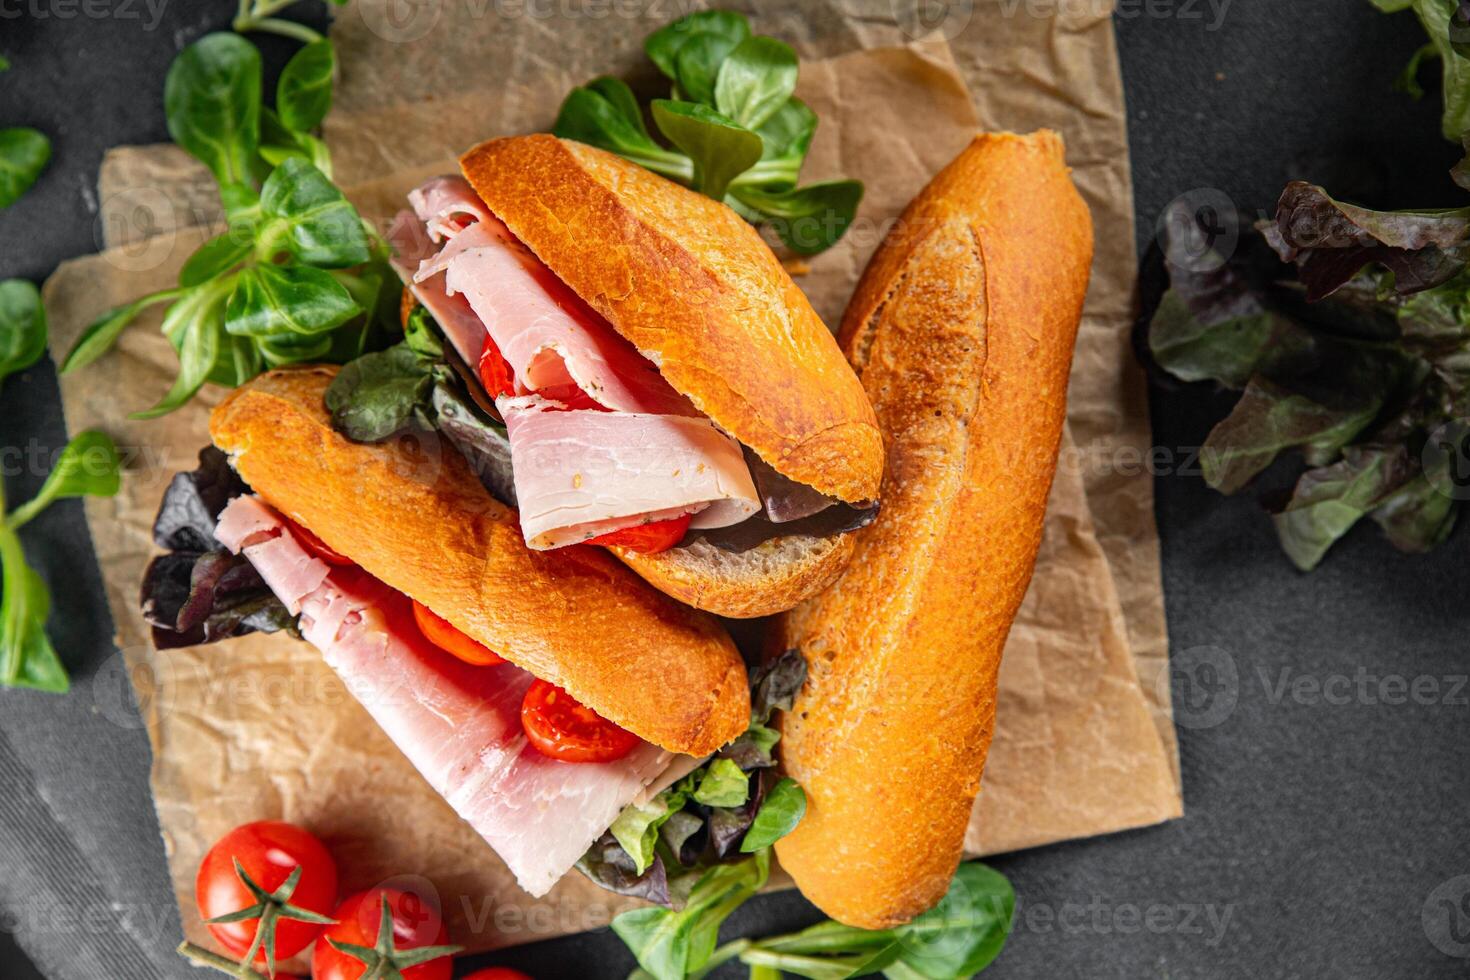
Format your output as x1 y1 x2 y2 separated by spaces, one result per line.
256 157 372 267
651 100 763 201
740 777 805 853
2 430 123 693
0 127 51 208
276 37 334 133
714 36 798 130
164 33 262 187
0 279 47 384
555 10 860 255
733 180 864 256
645 10 750 82
225 262 361 339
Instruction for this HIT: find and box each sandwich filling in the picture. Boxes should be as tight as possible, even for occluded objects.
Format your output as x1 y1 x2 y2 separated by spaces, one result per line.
382 175 874 555
389 176 761 550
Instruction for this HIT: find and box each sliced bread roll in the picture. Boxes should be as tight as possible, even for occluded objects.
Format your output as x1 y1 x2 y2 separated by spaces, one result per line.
211 366 750 757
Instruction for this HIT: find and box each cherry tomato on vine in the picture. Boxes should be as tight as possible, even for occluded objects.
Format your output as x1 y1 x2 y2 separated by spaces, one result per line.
312 887 459 980
520 679 640 763
195 821 338 968
413 600 504 666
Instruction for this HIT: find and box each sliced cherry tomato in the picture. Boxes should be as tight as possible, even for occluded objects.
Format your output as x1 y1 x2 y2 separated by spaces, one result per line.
286 520 354 566
478 332 517 400
462 970 535 980
585 513 692 554
413 600 504 666
520 679 640 763
195 821 338 969
313 888 455 980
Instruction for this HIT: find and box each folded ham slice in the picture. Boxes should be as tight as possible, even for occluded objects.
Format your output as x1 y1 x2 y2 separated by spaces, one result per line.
393 175 762 549
215 495 676 896
502 395 761 549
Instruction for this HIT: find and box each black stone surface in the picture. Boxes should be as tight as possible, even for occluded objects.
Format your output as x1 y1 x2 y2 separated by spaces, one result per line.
2 2 1468 978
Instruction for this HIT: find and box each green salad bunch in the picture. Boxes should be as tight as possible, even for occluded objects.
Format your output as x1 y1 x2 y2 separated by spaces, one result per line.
555 10 863 256
60 31 398 417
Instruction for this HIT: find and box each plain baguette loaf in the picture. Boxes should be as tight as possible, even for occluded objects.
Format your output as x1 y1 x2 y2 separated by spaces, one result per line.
773 130 1094 928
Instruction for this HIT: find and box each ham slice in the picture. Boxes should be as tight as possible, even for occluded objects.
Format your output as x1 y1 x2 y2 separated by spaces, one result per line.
391 176 761 548
502 396 760 549
388 210 487 366
215 495 677 896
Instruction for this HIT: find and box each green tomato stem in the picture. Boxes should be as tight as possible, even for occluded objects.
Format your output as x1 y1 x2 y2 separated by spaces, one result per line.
176 940 266 978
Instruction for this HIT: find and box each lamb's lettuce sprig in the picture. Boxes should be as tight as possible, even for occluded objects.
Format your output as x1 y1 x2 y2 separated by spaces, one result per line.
554 10 863 256
61 31 397 417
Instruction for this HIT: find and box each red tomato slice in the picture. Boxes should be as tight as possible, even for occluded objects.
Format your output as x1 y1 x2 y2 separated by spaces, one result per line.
462 970 535 980
478 332 516 400
313 888 453 980
585 513 692 554
412 600 504 666
286 520 354 566
195 821 338 966
520 679 640 763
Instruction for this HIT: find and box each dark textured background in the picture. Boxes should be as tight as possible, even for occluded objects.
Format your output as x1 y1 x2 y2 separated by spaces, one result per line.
2 1 1468 977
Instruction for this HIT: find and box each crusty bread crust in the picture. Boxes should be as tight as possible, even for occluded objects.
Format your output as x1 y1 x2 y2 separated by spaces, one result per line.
209 367 749 757
611 533 855 620
458 134 883 504
773 131 1095 928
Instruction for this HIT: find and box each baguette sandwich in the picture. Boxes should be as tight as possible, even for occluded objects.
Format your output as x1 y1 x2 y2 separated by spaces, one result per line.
773 131 1095 928
337 134 883 618
141 367 757 897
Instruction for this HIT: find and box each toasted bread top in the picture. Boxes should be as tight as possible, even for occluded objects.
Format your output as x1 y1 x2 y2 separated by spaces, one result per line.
458 134 883 504
209 367 749 757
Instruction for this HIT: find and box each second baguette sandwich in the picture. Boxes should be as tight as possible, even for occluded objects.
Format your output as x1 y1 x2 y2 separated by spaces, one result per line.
773 131 1094 928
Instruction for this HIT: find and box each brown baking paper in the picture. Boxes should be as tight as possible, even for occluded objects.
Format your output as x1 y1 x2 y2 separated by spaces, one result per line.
54 0 1180 960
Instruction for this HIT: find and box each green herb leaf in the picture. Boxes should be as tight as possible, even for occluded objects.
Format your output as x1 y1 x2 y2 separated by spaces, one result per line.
225 263 360 340
612 850 770 980
59 288 182 375
645 10 750 83
0 280 47 385
739 97 818 192
10 431 121 529
1272 446 1413 571
693 758 750 808
715 36 798 130
0 549 66 693
553 82 692 183
164 33 262 187
135 279 234 419
0 127 51 208
276 38 334 133
674 31 743 107
1200 376 1386 494
734 180 864 256
324 344 434 441
179 232 253 288
257 157 371 267
652 100 762 201
740 777 805 852
888 863 1015 978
